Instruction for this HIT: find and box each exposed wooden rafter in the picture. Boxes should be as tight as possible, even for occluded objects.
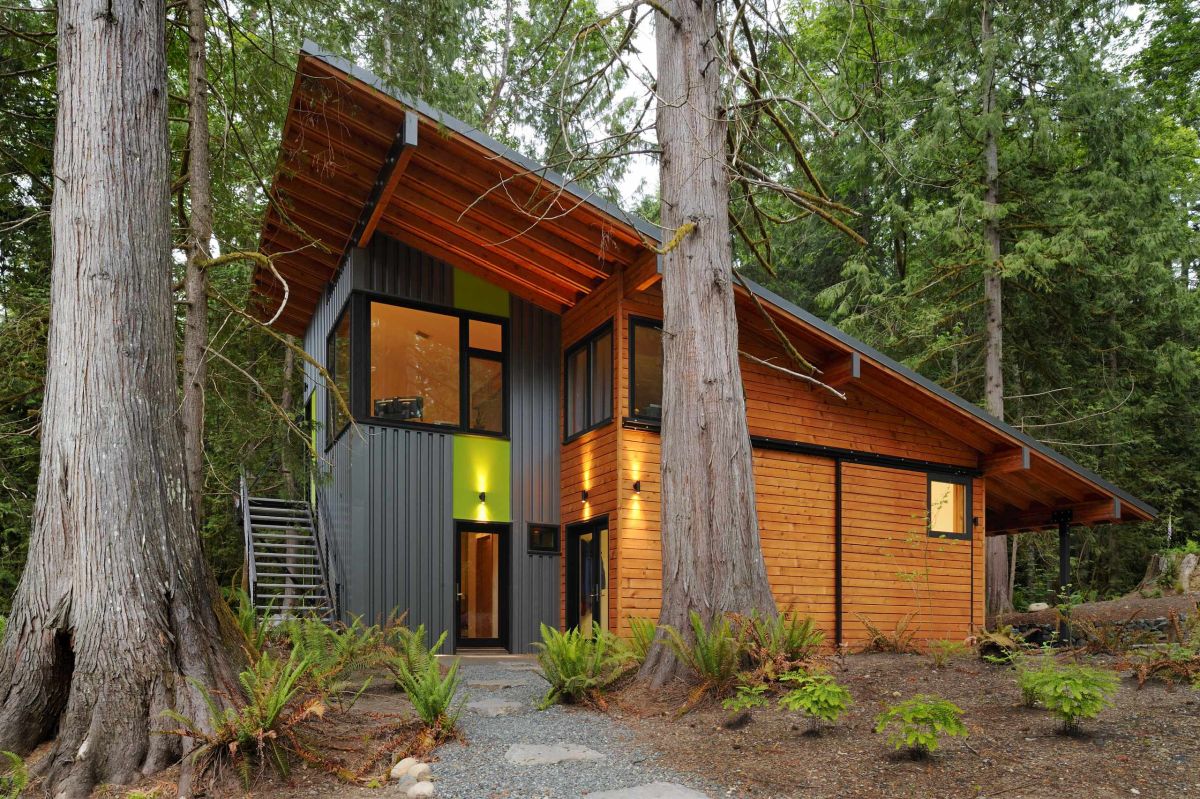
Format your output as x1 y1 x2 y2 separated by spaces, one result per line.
987 497 1123 535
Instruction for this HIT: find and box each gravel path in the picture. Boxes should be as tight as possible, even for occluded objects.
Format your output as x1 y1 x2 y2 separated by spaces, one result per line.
428 656 721 799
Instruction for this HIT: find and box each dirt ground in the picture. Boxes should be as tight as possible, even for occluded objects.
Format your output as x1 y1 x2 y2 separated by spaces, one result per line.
614 651 1200 799
999 592 1199 627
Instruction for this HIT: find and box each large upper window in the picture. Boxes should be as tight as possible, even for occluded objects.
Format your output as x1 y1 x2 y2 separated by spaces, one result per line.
564 322 613 440
629 319 663 421
367 300 506 435
326 311 351 446
929 474 970 539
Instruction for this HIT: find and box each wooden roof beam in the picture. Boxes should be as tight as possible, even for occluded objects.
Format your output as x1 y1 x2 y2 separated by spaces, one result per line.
355 111 418 248
982 445 1030 474
822 352 861 389
987 497 1123 535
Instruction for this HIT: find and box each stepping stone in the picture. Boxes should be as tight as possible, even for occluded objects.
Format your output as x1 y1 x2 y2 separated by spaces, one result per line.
504 662 541 671
504 743 605 766
587 783 710 799
467 697 524 717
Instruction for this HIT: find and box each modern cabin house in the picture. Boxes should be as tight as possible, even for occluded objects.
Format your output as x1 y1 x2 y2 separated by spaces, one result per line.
247 43 1157 652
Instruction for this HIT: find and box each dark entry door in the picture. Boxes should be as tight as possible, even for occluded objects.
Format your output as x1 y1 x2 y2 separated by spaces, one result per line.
455 523 509 648
566 518 608 631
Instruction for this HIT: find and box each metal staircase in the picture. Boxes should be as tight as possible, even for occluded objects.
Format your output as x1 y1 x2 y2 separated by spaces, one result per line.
240 475 333 620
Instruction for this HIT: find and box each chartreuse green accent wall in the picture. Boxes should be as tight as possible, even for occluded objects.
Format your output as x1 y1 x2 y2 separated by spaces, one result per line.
454 268 509 317
452 435 511 522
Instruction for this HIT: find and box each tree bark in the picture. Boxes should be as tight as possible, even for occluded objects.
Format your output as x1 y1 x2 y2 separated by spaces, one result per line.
981 0 1012 621
0 0 239 794
638 0 777 688
182 0 212 531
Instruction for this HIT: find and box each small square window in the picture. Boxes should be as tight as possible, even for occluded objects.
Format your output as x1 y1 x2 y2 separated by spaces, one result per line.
528 523 560 554
929 475 971 539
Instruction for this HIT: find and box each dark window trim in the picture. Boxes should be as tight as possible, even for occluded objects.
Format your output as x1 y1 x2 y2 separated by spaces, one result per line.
627 314 663 423
356 291 510 439
527 523 561 555
563 319 614 443
927 472 973 540
325 301 353 451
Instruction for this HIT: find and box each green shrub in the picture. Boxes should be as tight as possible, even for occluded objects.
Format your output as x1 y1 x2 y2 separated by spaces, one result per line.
739 611 824 677
0 751 27 799
391 634 463 737
874 695 968 758
629 616 657 663
928 639 967 669
534 623 636 709
778 671 852 734
1023 663 1118 734
721 683 770 712
662 611 746 697
1014 650 1058 707
165 647 320 784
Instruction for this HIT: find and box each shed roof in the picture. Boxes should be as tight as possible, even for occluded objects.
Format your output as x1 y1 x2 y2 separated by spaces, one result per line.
254 43 1157 533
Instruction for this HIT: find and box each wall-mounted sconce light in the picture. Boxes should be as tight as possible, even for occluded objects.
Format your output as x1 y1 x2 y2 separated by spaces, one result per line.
632 480 641 494
581 490 589 503
479 491 487 503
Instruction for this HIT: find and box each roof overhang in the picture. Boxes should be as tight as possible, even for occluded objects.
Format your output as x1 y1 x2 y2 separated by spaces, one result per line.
726 277 1158 533
253 42 657 335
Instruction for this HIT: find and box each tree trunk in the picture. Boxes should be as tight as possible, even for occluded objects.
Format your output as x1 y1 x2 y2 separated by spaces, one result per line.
0 0 239 794
981 0 1012 621
638 0 777 688
181 0 212 531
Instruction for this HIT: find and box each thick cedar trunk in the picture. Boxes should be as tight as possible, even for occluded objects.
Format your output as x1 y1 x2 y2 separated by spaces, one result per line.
981 0 1012 620
0 0 239 794
182 0 212 530
639 0 777 687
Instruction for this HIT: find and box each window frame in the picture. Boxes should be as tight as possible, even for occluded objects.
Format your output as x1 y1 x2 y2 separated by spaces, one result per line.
527 523 561 555
562 320 614 443
927 472 972 540
354 292 510 438
627 315 664 423
325 302 353 450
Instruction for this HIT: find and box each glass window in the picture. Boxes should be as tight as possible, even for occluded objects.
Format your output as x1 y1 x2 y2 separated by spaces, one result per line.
564 323 613 439
930 478 969 537
468 356 504 433
630 320 663 420
370 302 460 426
326 312 351 445
528 523 559 554
469 319 503 352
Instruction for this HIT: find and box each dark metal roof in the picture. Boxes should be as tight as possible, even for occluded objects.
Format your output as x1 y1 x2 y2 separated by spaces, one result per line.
300 41 662 244
300 39 1157 523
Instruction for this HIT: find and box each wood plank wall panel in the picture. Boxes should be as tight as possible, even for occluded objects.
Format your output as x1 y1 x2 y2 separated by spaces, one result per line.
559 273 623 630
840 463 981 642
617 431 838 638
626 285 977 468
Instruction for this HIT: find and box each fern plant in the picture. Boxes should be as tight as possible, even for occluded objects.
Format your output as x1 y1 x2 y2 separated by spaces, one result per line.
388 623 441 681
662 611 746 699
390 632 463 739
874 695 968 758
778 671 852 734
284 614 384 703
628 616 657 663
738 611 824 678
1022 663 1118 734
928 639 968 669
164 647 322 784
0 751 27 799
534 623 636 709
227 587 273 657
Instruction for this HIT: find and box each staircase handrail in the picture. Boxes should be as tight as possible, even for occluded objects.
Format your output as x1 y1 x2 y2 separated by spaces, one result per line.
238 469 257 608
310 490 340 619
